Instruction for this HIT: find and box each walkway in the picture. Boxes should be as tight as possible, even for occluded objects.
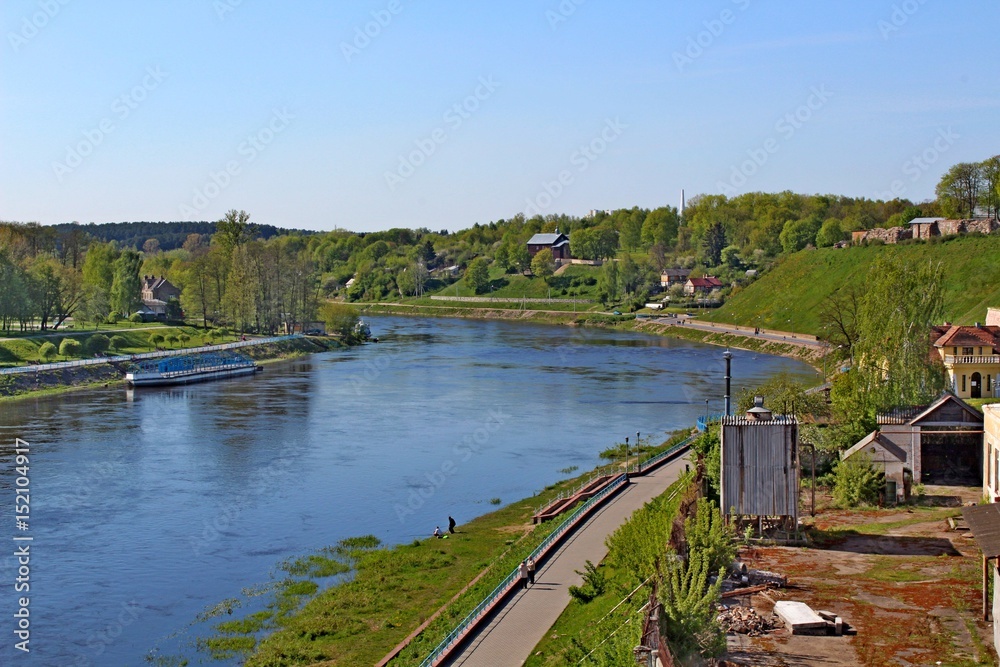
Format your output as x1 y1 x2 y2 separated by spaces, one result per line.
445 455 689 667
653 316 827 351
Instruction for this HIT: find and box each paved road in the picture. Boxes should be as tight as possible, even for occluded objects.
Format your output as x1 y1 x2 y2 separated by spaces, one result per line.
653 316 827 350
445 455 689 667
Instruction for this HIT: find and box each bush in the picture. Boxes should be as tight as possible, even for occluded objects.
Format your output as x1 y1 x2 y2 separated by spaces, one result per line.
59 338 81 357
568 560 605 603
86 334 110 356
832 453 884 507
148 333 164 349
165 334 180 348
109 335 127 351
129 313 143 324
38 342 56 362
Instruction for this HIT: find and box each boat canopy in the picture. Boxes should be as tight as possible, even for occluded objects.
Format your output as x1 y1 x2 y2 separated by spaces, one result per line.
134 351 254 374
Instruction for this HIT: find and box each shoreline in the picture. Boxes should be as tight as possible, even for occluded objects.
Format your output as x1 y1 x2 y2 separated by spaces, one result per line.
0 336 345 403
361 302 826 373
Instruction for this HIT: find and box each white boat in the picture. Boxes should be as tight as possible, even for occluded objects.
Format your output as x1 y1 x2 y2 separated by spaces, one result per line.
125 352 259 387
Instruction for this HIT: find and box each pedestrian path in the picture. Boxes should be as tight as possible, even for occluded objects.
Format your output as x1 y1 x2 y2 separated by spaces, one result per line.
445 455 689 666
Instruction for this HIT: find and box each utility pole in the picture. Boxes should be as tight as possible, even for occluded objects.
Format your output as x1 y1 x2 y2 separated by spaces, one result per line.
723 348 733 415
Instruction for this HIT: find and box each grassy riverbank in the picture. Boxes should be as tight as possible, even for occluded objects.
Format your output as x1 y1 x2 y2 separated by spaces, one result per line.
180 434 692 667
0 335 342 402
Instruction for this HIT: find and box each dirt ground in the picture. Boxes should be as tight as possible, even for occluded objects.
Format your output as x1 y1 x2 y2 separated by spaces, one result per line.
721 486 998 667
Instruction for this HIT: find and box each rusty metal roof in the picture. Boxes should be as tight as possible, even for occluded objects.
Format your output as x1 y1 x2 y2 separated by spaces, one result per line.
962 504 1000 557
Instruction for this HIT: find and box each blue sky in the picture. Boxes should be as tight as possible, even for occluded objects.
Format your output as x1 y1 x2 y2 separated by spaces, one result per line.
2 1 997 232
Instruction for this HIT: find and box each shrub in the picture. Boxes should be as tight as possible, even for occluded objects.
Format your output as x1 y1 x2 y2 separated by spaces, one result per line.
86 334 110 356
832 452 884 507
109 335 127 351
59 338 81 357
568 560 605 603
148 333 165 349
38 342 56 362
165 334 180 348
129 313 143 324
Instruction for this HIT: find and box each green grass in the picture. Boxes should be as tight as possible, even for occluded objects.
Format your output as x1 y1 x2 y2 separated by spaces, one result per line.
0 325 223 366
425 264 603 301
700 235 1000 335
967 398 1000 412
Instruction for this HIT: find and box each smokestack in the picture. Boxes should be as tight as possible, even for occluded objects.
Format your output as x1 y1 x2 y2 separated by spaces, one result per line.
680 189 685 214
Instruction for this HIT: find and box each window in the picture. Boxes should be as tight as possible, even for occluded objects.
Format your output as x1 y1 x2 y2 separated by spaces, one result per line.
962 375 966 392
963 347 974 356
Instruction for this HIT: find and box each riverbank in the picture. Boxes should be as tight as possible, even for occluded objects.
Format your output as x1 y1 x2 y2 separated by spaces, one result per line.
361 303 825 371
0 335 344 402
181 433 692 667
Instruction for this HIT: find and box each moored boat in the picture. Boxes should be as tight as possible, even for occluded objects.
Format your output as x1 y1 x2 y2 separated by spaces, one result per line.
125 351 259 387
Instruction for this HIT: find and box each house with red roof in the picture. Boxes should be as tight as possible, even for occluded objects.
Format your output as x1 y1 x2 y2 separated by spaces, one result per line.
931 321 1000 399
683 276 723 295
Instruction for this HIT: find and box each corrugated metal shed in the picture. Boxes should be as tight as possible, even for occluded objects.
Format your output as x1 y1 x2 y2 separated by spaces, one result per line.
720 414 799 521
962 504 1000 557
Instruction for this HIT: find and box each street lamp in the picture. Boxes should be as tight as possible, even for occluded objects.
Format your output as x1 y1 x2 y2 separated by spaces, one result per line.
624 436 629 479
723 349 733 415
636 431 641 474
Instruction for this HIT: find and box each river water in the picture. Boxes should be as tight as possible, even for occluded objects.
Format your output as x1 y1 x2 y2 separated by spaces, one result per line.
0 316 816 666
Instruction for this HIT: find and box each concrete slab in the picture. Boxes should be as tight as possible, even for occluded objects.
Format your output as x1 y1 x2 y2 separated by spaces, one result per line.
773 601 828 635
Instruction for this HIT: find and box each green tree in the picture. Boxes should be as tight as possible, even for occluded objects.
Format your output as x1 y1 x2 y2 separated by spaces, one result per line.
831 255 946 436
128 312 143 324
81 240 119 294
165 333 179 348
980 155 1000 220
38 341 56 362
509 244 531 274
660 542 726 661
85 334 110 356
936 162 982 218
179 333 191 347
530 249 554 283
701 221 727 266
320 302 360 338
59 338 81 358
464 257 491 294
110 248 142 317
641 206 680 248
735 372 827 420
779 215 822 253
832 452 884 507
215 209 256 254
109 335 127 352
148 332 164 350
815 218 844 247
596 260 620 305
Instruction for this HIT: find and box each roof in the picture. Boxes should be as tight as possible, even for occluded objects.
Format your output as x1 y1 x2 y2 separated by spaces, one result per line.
962 504 1000 557
932 324 1000 352
908 217 945 225
526 233 568 246
842 431 907 463
687 276 723 287
909 392 983 425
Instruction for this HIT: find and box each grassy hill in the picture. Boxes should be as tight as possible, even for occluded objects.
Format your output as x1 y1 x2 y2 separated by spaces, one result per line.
700 234 1000 336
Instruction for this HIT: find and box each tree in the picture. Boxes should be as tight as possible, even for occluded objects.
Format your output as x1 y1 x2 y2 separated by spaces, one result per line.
86 334 110 356
701 221 727 266
779 215 821 253
320 302 360 338
59 338 81 358
819 284 861 354
832 452 884 507
179 333 191 347
831 255 946 436
641 206 680 248
128 313 143 324
530 248 554 283
597 260 620 305
38 341 56 362
79 284 111 329
815 218 844 247
979 155 1000 220
109 335 127 352
142 238 161 254
509 244 531 274
936 162 982 218
81 241 119 294
148 332 164 350
164 333 179 348
735 372 827 420
464 257 491 294
110 248 143 317
215 209 256 254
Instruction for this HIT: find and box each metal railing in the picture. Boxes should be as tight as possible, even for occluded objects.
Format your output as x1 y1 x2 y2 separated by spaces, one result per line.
629 435 695 473
0 335 303 375
420 473 629 667
696 413 724 431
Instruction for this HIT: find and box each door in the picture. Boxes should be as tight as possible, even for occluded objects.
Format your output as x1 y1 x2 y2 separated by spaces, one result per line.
971 372 982 399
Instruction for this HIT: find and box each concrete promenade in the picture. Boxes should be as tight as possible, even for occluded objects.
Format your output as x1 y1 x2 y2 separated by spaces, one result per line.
445 454 689 666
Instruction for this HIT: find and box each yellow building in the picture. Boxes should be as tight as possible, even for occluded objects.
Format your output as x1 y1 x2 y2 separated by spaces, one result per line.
984 404 1000 502
931 323 1000 399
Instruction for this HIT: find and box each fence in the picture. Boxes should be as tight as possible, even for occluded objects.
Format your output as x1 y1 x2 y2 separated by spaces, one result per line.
696 413 724 432
420 473 629 667
0 335 303 376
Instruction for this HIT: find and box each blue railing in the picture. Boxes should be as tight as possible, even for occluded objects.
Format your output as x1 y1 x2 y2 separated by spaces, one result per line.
0 335 302 375
630 435 695 473
696 413 725 431
419 473 629 667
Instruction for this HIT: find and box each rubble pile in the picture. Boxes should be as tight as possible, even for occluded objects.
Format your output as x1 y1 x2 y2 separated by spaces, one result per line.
717 606 775 636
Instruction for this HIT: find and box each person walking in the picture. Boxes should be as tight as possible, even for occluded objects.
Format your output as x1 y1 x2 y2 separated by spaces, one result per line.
526 557 536 585
519 560 529 590
448 516 457 534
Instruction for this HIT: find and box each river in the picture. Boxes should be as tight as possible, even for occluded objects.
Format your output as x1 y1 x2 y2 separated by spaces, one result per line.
0 315 816 666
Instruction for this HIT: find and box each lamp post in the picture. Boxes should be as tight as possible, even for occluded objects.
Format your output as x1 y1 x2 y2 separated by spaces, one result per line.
624 436 629 479
636 431 641 474
723 349 733 415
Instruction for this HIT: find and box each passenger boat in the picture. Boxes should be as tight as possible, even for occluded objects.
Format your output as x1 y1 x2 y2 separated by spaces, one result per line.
125 351 260 387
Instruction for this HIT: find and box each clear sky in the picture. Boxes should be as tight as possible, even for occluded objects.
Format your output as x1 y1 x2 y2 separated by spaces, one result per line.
2 1 998 232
